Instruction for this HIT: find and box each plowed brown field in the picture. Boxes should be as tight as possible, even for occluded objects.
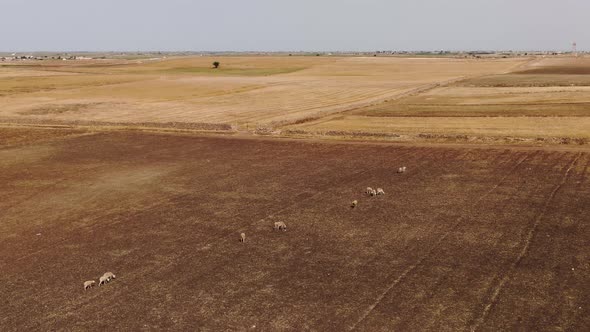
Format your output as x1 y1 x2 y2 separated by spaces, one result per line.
1 129 588 331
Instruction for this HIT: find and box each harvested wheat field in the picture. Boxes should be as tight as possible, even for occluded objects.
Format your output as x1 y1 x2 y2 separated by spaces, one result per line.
1 128 589 331
288 57 590 144
4 55 590 145
0 56 525 129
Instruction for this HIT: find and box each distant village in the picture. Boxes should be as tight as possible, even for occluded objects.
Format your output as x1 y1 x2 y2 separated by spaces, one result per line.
0 54 93 61
0 50 585 62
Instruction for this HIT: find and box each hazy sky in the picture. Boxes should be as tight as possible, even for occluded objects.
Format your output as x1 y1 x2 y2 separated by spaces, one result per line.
1 0 587 52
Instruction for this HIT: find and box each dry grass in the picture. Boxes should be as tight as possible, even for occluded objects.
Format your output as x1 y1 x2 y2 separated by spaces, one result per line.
0 56 525 126
291 56 590 143
4 55 589 144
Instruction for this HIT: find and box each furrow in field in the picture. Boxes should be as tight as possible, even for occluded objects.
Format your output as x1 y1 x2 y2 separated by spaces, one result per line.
469 152 582 332
392 151 572 331
348 150 536 331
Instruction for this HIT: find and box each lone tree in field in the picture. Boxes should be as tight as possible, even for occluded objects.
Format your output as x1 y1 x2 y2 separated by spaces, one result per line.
212 61 220 69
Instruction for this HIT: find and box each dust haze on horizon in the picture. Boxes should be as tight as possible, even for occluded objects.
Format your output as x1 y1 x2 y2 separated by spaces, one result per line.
0 0 588 52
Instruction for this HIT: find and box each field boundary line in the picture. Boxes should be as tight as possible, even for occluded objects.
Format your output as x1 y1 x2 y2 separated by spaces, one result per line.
276 61 534 131
575 154 590 190
272 76 471 129
348 152 533 331
469 152 582 332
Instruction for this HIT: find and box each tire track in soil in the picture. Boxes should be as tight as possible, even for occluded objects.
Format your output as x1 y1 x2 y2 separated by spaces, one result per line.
378 149 533 331
468 152 583 332
575 154 590 190
408 150 568 332
468 152 581 328
27 145 425 329
279 80 466 129
348 150 536 331
558 152 590 332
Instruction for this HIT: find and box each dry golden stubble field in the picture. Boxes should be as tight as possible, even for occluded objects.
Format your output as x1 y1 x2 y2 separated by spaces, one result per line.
3 56 589 145
288 57 590 144
0 56 525 127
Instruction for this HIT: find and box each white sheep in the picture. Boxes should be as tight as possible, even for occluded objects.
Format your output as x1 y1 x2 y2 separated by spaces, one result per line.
98 275 109 286
370 189 377 196
274 221 287 231
102 272 116 282
351 200 358 208
403 166 407 172
366 187 373 194
240 232 246 243
84 280 96 290
397 167 407 173
377 188 385 195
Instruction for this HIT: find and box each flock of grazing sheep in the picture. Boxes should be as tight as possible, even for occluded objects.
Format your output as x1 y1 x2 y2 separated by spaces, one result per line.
238 221 287 243
241 166 407 241
82 166 408 290
78 163 406 292
352 167 406 208
352 186 385 208
351 167 407 208
83 272 116 290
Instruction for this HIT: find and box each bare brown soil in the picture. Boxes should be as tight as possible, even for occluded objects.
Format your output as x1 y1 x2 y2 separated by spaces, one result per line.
1 129 588 331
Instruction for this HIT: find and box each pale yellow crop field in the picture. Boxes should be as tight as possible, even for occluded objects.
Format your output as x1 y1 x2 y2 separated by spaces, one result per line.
0 56 525 126
289 57 590 142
